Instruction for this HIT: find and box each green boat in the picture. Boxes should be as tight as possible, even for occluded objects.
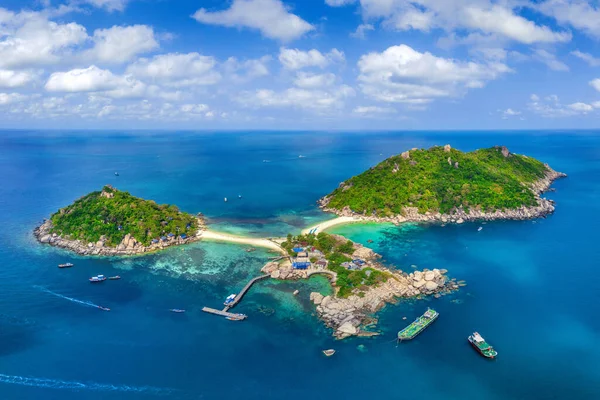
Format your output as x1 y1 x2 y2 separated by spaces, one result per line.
397 308 439 341
468 332 498 359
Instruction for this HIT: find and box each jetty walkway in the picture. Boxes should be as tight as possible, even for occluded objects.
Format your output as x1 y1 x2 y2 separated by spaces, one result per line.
202 274 270 320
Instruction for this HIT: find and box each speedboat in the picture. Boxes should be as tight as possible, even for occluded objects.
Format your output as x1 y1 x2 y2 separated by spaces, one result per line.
98 306 110 311
89 275 107 283
477 226 483 232
322 349 335 357
226 313 246 321
224 197 228 202
169 309 186 313
224 294 236 306
108 276 121 280
58 263 74 268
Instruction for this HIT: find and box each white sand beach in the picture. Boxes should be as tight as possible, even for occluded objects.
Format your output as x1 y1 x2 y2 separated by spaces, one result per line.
301 216 360 235
199 230 287 254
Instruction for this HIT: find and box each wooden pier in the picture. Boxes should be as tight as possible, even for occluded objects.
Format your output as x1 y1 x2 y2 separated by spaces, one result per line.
202 274 270 320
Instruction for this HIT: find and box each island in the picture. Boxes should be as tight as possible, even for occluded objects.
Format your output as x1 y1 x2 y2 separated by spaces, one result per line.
262 232 460 339
34 185 204 256
319 145 566 224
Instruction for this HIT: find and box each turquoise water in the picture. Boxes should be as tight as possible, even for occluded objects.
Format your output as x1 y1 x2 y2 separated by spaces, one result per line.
1 130 599 399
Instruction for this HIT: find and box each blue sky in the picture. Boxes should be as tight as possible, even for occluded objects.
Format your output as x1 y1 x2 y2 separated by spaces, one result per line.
1 0 600 130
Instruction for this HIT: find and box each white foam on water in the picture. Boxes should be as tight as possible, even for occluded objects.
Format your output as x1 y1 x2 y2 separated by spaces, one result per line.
0 373 172 395
34 286 100 309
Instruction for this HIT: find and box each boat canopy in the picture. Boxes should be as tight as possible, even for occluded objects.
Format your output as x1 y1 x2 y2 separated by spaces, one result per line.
472 332 485 342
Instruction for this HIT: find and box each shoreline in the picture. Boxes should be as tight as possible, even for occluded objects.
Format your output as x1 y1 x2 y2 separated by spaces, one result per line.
317 167 567 226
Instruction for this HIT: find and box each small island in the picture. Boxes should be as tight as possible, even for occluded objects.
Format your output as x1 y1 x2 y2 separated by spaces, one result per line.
34 185 204 256
262 232 460 339
319 145 566 224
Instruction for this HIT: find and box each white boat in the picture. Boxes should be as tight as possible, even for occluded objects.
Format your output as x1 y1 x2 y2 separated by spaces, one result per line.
322 349 335 357
224 197 228 202
477 226 483 232
224 294 236 306
89 274 106 283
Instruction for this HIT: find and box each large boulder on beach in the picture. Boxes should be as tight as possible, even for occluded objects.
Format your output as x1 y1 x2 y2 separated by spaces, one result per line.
413 279 426 288
310 292 324 305
425 281 438 291
424 271 435 281
338 321 358 335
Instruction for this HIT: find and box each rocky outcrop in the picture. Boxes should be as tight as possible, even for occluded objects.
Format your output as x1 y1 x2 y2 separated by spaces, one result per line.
34 218 204 256
307 268 457 339
319 167 567 225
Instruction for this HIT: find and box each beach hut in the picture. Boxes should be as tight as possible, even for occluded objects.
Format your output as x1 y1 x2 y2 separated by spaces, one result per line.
160 236 167 241
353 259 366 266
167 233 175 237
292 261 310 270
151 239 159 244
292 247 304 253
180 234 187 239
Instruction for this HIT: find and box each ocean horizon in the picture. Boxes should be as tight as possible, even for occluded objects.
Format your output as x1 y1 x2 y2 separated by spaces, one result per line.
1 129 599 400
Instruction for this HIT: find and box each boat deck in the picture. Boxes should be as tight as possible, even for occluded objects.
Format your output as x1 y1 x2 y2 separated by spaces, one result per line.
398 309 438 340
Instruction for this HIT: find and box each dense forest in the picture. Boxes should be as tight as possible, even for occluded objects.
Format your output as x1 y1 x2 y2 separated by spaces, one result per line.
49 185 199 247
323 146 549 217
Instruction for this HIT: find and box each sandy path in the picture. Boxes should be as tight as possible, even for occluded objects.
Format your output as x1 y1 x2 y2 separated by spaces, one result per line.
301 216 360 235
199 230 287 254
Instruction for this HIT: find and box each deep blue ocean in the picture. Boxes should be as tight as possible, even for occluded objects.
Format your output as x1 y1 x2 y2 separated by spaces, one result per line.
0 130 599 400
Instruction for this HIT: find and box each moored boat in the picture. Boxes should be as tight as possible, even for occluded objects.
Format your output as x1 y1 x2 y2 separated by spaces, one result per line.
322 349 335 356
170 309 186 313
108 276 121 280
89 275 107 283
226 313 246 321
58 263 74 268
224 294 236 306
468 332 498 359
398 308 439 341
98 306 110 311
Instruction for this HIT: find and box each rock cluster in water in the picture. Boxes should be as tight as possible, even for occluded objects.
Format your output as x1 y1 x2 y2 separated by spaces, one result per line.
262 248 459 339
34 219 203 256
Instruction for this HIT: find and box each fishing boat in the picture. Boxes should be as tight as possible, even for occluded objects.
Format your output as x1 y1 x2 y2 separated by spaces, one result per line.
397 308 439 341
224 294 236 306
170 309 186 313
108 276 121 280
322 349 335 357
58 263 74 268
89 275 107 283
98 306 110 311
468 332 498 359
226 313 246 321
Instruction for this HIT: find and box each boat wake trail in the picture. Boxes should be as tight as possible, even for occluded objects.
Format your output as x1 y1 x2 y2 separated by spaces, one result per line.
34 286 100 309
0 373 173 395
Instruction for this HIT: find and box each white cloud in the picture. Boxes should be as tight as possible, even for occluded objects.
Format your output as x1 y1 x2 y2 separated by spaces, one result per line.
357 44 511 104
567 102 593 112
224 56 271 82
293 72 336 88
238 85 355 111
571 50 600 67
0 69 34 88
87 25 158 64
0 10 88 68
0 92 27 105
350 23 375 39
126 53 221 87
80 0 129 12
355 0 571 44
279 47 345 69
590 78 600 92
45 65 146 98
353 105 396 114
499 108 521 119
533 49 569 71
535 0 600 38
530 94 540 102
192 0 314 41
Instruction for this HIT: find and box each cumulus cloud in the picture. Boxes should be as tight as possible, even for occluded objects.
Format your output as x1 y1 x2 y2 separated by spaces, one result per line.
86 25 159 64
567 102 594 112
535 0 600 39
0 69 35 88
354 0 571 44
223 55 271 82
192 0 314 41
499 108 521 119
353 105 396 114
590 78 600 92
528 94 599 117
279 48 345 69
126 53 221 87
45 65 146 98
79 0 130 12
0 92 27 105
350 23 375 39
357 44 511 104
0 9 88 68
293 72 336 88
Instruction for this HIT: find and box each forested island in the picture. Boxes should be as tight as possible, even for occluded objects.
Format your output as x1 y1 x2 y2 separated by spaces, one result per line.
319 145 566 223
34 185 203 255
